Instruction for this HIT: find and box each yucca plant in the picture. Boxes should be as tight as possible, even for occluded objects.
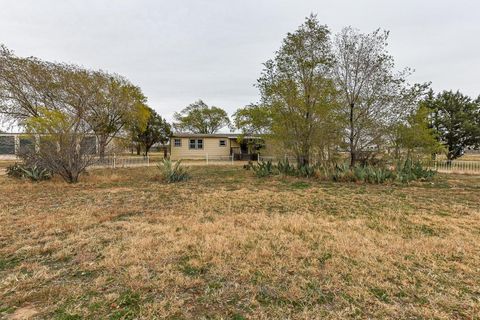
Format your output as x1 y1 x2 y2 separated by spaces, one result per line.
6 163 51 182
251 160 275 177
396 159 436 183
158 159 190 183
297 164 315 178
6 163 24 179
277 159 296 176
331 163 352 182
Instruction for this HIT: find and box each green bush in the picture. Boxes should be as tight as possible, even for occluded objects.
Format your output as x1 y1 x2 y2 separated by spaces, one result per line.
6 163 51 182
158 159 190 183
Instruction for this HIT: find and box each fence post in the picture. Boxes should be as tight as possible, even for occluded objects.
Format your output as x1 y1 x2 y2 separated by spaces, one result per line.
206 153 209 165
113 153 116 169
231 153 234 165
147 155 150 166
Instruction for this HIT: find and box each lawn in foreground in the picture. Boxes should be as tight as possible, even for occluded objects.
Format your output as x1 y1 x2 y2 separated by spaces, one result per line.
0 166 479 319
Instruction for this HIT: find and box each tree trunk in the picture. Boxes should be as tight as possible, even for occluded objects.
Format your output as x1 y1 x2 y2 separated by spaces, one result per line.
144 145 151 157
349 102 356 167
98 136 107 160
136 144 141 155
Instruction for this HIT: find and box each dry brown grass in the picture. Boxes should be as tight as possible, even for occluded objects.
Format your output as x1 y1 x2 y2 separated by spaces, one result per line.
1 166 479 319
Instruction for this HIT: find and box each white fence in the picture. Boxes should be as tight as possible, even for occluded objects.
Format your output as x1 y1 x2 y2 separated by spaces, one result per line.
90 155 151 169
425 160 480 174
90 154 236 169
205 154 234 165
258 155 297 163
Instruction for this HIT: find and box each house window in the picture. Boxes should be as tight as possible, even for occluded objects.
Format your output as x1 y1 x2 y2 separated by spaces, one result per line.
174 139 182 147
189 139 203 149
219 139 226 147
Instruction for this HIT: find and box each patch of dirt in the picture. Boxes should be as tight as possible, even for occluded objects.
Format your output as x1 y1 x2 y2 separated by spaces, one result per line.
103 187 134 193
8 306 38 319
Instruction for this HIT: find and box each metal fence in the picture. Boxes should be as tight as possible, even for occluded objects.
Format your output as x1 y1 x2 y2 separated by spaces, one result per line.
258 155 297 163
424 160 480 174
205 154 234 165
90 155 151 169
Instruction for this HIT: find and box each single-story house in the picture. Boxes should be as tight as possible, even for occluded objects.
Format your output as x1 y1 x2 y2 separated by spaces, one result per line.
170 133 262 161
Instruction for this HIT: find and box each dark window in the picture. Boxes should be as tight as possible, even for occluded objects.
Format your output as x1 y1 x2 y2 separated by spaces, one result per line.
19 136 35 154
219 139 226 147
174 139 182 147
0 136 15 155
189 139 203 149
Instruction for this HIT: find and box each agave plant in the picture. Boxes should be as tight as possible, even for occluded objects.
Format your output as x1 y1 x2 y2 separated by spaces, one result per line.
251 160 276 177
158 159 190 183
396 159 436 183
6 163 51 182
277 159 296 176
297 164 315 178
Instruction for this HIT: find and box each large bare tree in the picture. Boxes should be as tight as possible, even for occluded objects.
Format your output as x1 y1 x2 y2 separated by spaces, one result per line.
332 27 423 166
0 45 149 158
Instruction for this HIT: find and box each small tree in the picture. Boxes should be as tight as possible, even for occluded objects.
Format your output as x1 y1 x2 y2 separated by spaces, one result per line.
20 108 97 183
132 107 171 156
173 100 230 134
390 105 444 160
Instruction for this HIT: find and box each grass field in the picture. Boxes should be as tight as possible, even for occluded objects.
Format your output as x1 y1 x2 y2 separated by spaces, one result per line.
1 166 479 319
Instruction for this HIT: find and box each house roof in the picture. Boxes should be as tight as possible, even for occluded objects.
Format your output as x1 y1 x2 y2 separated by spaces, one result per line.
171 132 261 139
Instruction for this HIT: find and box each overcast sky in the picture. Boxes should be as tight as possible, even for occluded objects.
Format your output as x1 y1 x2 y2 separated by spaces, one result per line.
1 0 479 123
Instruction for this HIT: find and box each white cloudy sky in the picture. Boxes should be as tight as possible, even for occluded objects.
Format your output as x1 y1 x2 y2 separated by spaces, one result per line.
1 0 479 123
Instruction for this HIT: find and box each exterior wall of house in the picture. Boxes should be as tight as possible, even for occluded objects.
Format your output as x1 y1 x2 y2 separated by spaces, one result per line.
170 137 235 160
0 133 98 160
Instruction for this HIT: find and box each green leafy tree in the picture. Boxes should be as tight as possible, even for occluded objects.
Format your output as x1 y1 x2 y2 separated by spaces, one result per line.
256 15 342 166
173 99 230 134
391 105 444 160
133 107 171 156
233 104 272 136
425 90 480 160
